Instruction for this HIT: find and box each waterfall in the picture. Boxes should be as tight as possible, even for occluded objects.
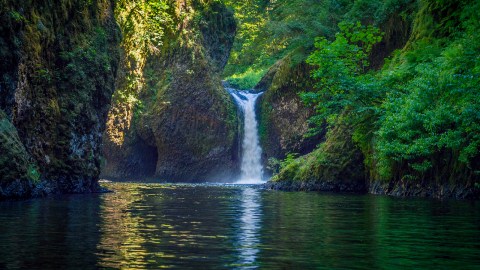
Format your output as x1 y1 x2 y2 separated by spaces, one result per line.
228 88 264 184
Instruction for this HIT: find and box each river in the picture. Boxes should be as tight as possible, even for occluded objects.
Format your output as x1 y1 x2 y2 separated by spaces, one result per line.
0 183 479 269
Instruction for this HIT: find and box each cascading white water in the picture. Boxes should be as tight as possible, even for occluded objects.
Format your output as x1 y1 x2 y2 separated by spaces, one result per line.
228 88 264 184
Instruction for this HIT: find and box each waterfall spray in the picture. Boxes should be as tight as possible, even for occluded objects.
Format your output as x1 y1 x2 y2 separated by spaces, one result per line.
228 88 264 184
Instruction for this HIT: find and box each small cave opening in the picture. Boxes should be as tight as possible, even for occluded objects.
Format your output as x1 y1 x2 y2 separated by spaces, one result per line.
132 139 158 179
101 137 158 181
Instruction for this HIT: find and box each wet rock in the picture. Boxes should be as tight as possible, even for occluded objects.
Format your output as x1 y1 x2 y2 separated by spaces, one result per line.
0 0 120 199
369 180 479 200
256 54 324 169
265 121 367 194
264 179 366 193
102 0 239 182
0 110 34 199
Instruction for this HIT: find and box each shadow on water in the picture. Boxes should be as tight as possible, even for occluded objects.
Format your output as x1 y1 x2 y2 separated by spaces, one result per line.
1 182 479 269
0 194 103 269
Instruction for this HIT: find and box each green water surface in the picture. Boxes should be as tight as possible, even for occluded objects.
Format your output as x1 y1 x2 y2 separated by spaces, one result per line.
0 183 479 269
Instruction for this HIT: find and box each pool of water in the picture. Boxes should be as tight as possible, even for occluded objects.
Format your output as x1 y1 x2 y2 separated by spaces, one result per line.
0 183 479 269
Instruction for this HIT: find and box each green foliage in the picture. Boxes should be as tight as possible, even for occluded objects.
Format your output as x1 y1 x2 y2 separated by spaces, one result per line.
345 0 417 24
223 0 351 87
27 165 41 183
271 157 302 182
273 121 365 184
267 157 281 174
9 10 26 23
33 67 54 83
299 1 480 184
113 0 173 109
375 27 480 180
60 27 112 87
280 153 299 170
225 68 266 89
116 0 172 56
223 0 417 89
302 21 383 128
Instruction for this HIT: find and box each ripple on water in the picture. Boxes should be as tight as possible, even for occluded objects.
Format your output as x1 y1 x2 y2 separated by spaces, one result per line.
0 182 479 269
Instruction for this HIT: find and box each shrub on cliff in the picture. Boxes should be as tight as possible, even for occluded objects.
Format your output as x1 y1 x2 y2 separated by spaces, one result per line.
285 1 480 187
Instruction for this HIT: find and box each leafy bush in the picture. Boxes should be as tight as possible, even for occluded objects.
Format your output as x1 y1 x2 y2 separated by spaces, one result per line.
223 0 350 85
300 3 480 183
224 68 266 89
302 21 383 127
375 26 480 180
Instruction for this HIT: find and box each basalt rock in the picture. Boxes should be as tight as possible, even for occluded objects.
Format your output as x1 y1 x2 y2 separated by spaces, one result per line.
0 110 36 199
268 121 366 193
102 0 239 182
368 179 479 200
256 54 324 172
0 0 120 199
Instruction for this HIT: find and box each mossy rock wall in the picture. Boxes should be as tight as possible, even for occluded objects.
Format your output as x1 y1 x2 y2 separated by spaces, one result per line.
257 54 324 169
267 121 366 192
0 0 120 198
102 0 239 182
0 110 37 199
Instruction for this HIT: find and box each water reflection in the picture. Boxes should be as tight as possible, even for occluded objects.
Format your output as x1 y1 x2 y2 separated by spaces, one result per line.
0 183 479 269
237 187 262 268
96 184 153 269
95 183 243 269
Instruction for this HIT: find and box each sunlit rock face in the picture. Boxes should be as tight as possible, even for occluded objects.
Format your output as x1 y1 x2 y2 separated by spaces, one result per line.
102 0 239 182
0 0 121 198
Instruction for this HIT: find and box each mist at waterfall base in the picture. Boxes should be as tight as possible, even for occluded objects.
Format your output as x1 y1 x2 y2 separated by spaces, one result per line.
228 88 265 184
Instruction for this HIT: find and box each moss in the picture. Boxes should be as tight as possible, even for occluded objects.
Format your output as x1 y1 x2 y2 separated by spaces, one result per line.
256 52 322 165
0 110 37 197
26 164 41 184
273 120 365 186
0 0 120 198
103 0 238 181
408 0 464 44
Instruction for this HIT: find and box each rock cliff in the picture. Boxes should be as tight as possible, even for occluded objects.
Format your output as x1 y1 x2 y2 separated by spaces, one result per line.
256 53 324 174
102 0 238 182
0 0 120 198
